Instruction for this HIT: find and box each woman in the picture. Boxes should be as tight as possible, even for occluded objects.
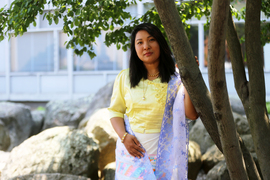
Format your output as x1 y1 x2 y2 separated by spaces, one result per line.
108 23 198 180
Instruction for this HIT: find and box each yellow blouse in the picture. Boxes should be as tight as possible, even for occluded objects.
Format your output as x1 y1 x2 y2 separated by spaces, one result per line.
108 69 168 133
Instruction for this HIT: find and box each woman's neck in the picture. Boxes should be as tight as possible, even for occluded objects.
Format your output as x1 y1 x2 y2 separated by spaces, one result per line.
144 62 160 80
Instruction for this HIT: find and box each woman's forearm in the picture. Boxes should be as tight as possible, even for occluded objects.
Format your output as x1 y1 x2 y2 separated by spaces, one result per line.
110 117 126 139
184 87 198 120
110 116 145 158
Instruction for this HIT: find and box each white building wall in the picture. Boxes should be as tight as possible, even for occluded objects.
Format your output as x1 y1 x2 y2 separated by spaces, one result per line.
0 1 270 102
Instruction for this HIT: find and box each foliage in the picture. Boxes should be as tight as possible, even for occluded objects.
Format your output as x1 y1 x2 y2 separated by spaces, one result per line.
0 0 212 57
36 106 46 111
267 102 270 114
0 0 269 58
0 0 137 58
106 1 213 52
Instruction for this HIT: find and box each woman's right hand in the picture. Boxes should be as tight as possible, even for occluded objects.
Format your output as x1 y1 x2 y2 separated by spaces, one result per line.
123 134 145 158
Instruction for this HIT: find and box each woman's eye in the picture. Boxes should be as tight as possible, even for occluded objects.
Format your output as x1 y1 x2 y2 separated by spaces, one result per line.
150 38 155 41
137 42 142 45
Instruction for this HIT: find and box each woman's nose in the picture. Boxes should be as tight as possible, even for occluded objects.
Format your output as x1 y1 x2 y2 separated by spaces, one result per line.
143 42 150 50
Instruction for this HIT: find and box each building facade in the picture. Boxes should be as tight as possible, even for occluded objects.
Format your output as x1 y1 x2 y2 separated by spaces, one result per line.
0 0 270 102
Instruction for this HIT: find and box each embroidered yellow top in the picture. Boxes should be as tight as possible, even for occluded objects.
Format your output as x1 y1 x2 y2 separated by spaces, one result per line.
108 69 168 133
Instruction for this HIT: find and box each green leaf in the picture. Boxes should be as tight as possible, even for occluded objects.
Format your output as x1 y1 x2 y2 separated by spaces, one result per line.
54 16 59 24
74 18 80 26
60 6 66 13
49 18 52 25
109 24 114 31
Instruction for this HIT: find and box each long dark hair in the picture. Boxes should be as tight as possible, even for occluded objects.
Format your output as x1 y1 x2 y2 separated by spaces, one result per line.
129 23 175 88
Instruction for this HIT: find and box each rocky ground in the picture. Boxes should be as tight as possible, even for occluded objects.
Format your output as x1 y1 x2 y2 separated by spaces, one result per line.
0 81 263 180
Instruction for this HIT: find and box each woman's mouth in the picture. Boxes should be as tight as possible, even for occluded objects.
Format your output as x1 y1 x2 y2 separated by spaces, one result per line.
144 52 153 56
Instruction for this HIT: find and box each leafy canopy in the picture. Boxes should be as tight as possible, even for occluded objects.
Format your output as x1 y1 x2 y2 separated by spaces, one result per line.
0 0 269 58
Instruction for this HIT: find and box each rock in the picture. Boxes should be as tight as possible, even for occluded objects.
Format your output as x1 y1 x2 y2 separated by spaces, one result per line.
206 160 230 180
241 134 255 153
188 119 196 131
1 126 99 180
201 145 225 173
229 96 245 115
0 121 10 151
79 81 114 128
30 110 45 136
84 108 118 172
196 169 207 180
233 112 250 135
42 95 93 130
0 151 10 177
188 141 202 180
189 118 214 154
9 173 91 180
102 162 116 180
0 102 34 151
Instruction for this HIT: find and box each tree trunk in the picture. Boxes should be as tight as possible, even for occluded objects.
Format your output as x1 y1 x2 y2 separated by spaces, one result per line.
226 10 261 180
245 0 270 179
153 0 222 153
208 0 248 179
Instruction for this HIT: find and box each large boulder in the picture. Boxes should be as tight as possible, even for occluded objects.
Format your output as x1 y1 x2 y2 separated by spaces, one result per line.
233 112 250 135
188 141 202 180
79 81 114 128
102 162 116 180
196 170 207 180
30 110 45 136
0 121 10 151
1 126 99 180
9 173 91 180
229 96 245 115
201 145 225 173
0 151 10 177
241 134 255 153
84 108 118 172
206 160 230 180
189 118 214 154
42 96 93 130
0 102 34 151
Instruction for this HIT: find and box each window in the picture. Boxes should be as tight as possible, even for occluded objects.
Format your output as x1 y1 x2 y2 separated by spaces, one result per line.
11 32 54 72
0 40 5 73
59 32 68 70
74 31 124 71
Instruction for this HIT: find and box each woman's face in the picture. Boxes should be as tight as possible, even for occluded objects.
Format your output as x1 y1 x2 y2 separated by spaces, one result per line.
135 30 160 65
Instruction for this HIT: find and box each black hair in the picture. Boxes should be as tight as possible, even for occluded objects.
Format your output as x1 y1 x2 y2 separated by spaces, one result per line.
129 23 176 88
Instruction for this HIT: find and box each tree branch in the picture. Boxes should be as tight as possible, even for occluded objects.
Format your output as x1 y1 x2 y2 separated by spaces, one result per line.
227 9 262 180
226 10 249 104
208 0 248 178
153 0 222 152
246 0 270 178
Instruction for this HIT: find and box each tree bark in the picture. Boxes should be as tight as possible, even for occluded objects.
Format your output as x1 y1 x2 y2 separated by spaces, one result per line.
208 0 248 179
246 0 270 179
226 10 261 180
239 135 261 180
153 0 222 153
